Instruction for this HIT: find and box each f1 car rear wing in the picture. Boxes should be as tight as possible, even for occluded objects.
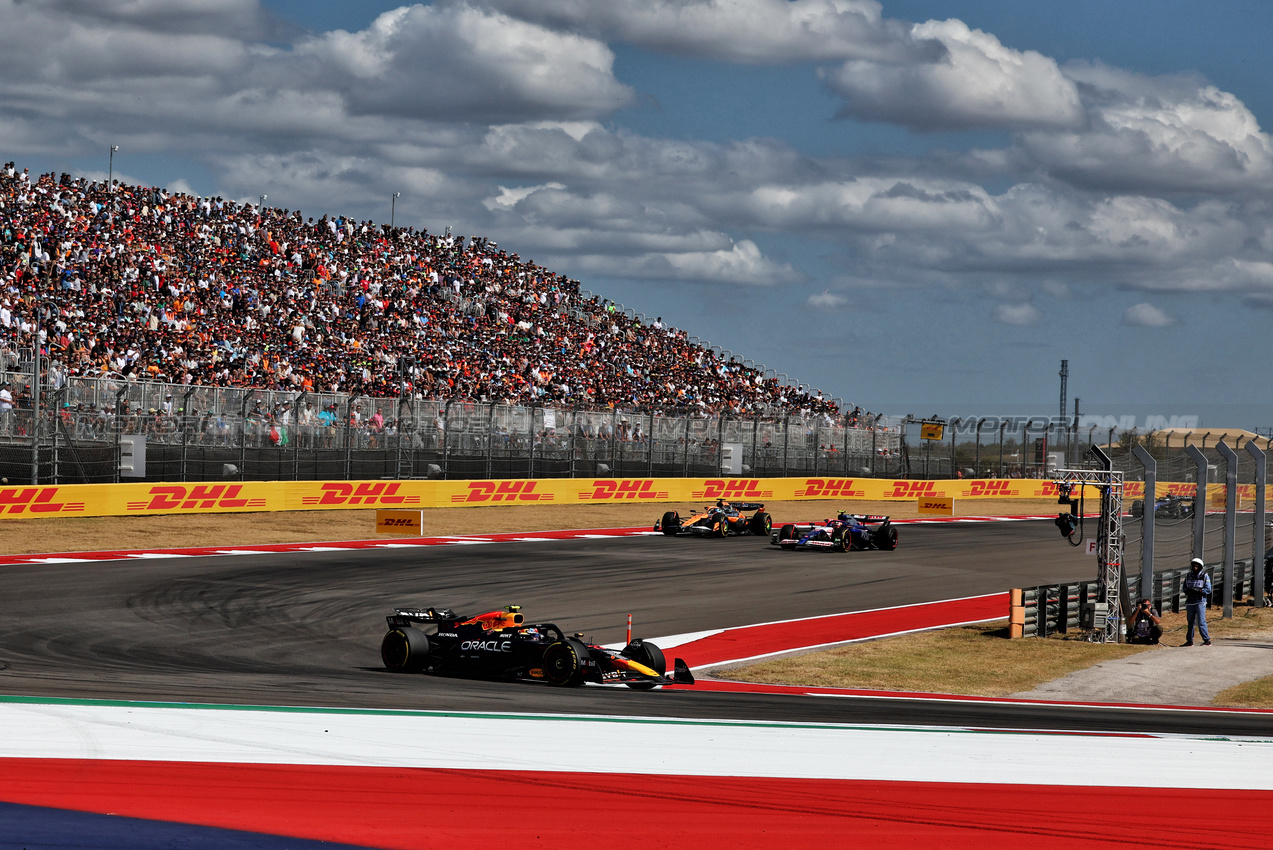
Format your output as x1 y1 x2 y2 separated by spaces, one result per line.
718 499 765 511
386 607 458 627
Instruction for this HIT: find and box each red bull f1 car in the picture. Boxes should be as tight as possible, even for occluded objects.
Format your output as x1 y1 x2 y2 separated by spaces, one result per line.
771 513 898 552
381 605 694 689
655 500 771 537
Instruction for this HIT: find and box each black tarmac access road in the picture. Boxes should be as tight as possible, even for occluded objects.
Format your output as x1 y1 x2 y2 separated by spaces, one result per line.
0 520 1269 737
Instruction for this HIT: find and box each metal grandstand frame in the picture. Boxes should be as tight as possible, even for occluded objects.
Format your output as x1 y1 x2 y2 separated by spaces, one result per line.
1054 445 1125 643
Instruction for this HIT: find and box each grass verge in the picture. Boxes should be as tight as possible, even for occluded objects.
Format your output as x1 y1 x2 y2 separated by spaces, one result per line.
716 622 1150 697
721 604 1273 707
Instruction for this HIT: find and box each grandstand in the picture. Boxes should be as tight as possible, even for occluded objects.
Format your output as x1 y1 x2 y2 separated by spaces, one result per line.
1 163 892 484
0 162 842 417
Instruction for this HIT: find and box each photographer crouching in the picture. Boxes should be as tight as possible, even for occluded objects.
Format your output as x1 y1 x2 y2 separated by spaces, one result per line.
1127 598 1163 645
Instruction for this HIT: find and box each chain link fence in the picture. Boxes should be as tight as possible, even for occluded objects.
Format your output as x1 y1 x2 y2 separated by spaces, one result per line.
0 375 902 484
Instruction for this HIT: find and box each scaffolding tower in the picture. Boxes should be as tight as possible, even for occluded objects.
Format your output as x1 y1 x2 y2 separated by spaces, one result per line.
1054 447 1125 643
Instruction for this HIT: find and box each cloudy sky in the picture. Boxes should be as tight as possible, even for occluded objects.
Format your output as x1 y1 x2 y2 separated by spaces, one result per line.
3 0 1271 429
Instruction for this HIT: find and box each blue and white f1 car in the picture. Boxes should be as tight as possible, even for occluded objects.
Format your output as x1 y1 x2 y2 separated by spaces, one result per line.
770 513 898 552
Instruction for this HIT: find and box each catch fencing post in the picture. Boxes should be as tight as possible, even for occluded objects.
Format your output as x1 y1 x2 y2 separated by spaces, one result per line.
1217 440 1238 618
1186 444 1209 566
292 391 307 481
1246 440 1267 608
782 415 790 477
182 386 198 482
998 421 1007 478
1133 444 1157 597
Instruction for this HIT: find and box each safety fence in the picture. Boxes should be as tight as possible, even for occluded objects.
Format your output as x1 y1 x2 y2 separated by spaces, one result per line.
1015 560 1261 639
0 376 901 485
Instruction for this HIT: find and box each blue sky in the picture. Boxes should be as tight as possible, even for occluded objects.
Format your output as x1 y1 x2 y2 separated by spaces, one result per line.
3 1 1270 429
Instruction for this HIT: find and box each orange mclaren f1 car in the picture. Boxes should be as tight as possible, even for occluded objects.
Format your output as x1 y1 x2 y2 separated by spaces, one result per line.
655 499 771 537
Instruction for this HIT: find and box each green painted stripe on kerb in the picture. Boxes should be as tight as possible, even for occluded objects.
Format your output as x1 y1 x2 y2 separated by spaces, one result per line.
0 693 1192 740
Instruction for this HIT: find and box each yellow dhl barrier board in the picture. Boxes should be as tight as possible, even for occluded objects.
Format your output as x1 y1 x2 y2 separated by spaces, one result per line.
0 478 1265 519
917 496 954 516
376 509 425 534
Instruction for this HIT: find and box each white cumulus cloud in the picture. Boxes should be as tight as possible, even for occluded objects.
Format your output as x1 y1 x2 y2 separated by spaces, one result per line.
1121 303 1177 327
823 18 1084 130
992 303 1042 326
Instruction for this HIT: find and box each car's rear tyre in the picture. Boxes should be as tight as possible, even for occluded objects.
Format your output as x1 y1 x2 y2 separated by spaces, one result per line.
874 523 898 551
543 640 587 686
621 639 666 690
381 627 429 673
832 526 849 552
1131 500 1144 517
749 511 771 536
660 510 680 536
777 524 795 542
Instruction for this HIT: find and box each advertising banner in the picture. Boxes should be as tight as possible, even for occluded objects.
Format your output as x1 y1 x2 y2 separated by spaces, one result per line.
2 479 1266 520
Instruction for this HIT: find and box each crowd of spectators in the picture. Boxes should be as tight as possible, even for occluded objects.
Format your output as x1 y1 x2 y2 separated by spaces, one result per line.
0 163 846 419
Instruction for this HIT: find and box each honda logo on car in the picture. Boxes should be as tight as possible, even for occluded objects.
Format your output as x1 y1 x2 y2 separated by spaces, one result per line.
461 639 512 652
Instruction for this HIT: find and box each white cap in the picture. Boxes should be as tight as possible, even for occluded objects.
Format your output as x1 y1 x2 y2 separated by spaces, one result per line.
1190 557 1204 567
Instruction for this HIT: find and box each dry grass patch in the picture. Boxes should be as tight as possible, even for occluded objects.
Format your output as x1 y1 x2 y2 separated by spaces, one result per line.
717 622 1151 697
1214 676 1273 708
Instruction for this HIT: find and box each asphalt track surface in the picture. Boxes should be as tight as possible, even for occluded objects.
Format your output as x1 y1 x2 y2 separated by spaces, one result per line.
1 519 1269 737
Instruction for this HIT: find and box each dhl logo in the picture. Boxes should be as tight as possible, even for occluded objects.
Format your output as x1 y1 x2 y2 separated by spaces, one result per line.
966 480 1016 497
451 481 553 503
691 479 773 500
796 479 864 498
579 480 669 501
380 518 418 527
887 481 937 498
1124 482 1144 498
300 482 420 507
0 487 85 515
128 484 267 511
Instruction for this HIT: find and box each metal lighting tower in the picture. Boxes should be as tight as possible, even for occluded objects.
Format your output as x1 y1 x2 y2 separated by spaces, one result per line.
1054 445 1125 643
391 192 400 229
1058 359 1068 423
108 145 119 192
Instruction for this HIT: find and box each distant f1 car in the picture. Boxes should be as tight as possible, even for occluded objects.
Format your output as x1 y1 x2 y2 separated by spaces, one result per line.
770 513 898 552
655 499 771 537
1130 494 1194 519
380 605 694 689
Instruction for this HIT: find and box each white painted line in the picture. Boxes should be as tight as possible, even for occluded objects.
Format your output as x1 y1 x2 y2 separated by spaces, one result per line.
572 534 618 539
375 543 426 548
443 540 493 545
509 537 556 542
212 550 272 555
19 557 95 564
125 553 192 559
293 547 354 552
